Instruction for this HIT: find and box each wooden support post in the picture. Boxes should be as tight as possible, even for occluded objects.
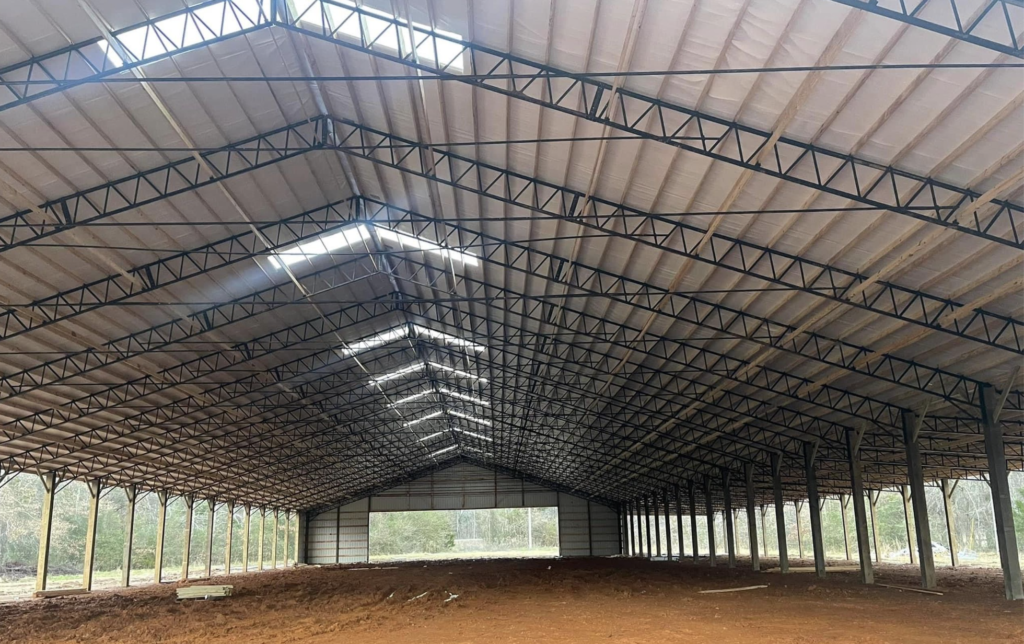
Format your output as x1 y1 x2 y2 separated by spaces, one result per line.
722 468 735 568
688 480 699 562
840 495 851 561
82 480 102 591
204 500 215 578
703 477 716 567
154 491 168 584
258 508 266 571
794 500 804 560
35 472 59 592
181 495 194 581
745 463 759 571
847 429 874 584
941 480 959 568
271 510 279 569
674 484 685 559
644 496 653 558
242 505 251 572
981 384 1024 600
121 485 137 588
284 512 291 567
868 490 882 563
901 485 916 565
224 502 234 575
804 442 826 579
663 489 672 560
903 410 936 589
771 454 788 573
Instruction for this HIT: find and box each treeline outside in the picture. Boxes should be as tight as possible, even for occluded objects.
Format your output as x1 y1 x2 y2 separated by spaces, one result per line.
369 507 559 559
0 475 298 599
634 473 1024 565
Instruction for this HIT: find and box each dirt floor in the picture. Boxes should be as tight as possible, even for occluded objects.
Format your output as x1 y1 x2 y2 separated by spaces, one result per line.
0 557 1020 643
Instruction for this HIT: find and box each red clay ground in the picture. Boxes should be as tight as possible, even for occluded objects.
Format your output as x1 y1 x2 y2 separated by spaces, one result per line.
0 557 1020 643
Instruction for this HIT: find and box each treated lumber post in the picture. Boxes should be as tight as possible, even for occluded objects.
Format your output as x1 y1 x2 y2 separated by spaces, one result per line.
981 384 1023 600
674 484 685 560
903 410 936 589
804 442 826 579
745 463 759 571
703 477 716 567
181 494 195 581
35 472 59 592
644 496 653 558
940 480 958 568
121 485 137 587
688 480 699 562
663 489 672 560
83 480 102 591
224 501 234 575
868 490 882 563
722 468 735 568
653 493 661 557
154 491 168 584
846 429 874 584
204 500 215 578
794 500 804 560
242 504 251 572
272 510 279 569
771 454 788 573
258 507 266 571
840 495 851 561
901 485 916 565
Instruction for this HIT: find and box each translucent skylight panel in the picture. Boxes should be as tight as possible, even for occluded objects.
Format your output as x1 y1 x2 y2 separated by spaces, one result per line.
269 224 370 268
403 410 443 427
368 362 424 386
418 431 446 442
452 427 492 442
428 445 457 458
391 390 433 406
438 387 489 406
376 227 478 266
413 326 485 351
428 362 487 382
449 410 492 426
342 326 408 355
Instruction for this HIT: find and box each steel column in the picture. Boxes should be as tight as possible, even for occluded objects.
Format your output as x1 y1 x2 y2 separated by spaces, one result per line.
204 500 215 578
795 500 805 560
674 484 685 560
284 512 291 566
272 511 279 569
840 495 851 561
847 429 874 584
225 501 235 575
745 464 759 571
297 511 308 564
258 508 266 571
242 505 251 572
804 442 826 578
663 489 672 560
653 493 662 558
903 410 936 588
82 480 102 591
644 496 653 559
901 485 916 565
688 480 699 562
868 491 882 563
121 485 137 588
34 472 59 592
981 384 1024 600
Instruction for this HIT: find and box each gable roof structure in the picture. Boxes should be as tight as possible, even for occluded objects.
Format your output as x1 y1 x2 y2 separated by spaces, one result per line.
0 0 1020 516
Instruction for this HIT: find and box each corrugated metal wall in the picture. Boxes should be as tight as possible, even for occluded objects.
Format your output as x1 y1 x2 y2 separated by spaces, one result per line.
304 465 622 561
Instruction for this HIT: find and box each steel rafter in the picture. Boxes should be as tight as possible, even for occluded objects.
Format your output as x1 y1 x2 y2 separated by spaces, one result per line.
0 118 326 251
324 121 1022 356
0 0 273 112
280 3 1024 248
832 0 1024 58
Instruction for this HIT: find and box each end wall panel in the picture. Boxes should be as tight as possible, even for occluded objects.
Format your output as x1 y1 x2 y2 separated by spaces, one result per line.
558 493 591 557
589 502 621 556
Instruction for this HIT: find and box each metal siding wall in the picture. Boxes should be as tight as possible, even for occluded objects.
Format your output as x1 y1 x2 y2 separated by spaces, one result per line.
337 498 369 564
589 502 621 556
557 493 591 557
307 508 338 565
369 464 556 511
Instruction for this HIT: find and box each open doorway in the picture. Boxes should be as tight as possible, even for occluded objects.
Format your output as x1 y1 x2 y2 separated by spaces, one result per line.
369 507 559 562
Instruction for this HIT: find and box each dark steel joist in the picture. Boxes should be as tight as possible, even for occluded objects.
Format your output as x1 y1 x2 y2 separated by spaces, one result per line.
832 0 1024 58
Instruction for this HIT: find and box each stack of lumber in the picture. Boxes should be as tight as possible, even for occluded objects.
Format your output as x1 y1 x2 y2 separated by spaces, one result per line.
176 585 233 601
33 588 89 599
